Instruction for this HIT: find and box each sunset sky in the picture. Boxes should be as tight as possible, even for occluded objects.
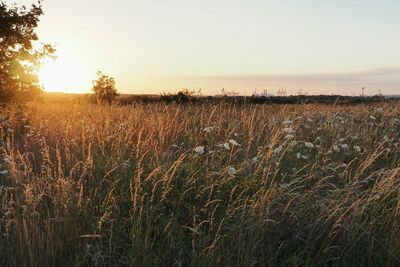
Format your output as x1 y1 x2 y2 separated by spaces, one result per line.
19 0 400 95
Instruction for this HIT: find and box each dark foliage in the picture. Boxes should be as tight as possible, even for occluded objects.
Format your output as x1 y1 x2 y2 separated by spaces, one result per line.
0 1 54 105
160 89 197 104
92 71 119 104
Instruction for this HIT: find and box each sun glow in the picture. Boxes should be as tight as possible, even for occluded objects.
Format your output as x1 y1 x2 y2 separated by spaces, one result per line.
39 47 94 94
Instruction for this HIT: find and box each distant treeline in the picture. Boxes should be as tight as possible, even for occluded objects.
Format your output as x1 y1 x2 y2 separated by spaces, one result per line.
117 93 394 105
43 91 398 106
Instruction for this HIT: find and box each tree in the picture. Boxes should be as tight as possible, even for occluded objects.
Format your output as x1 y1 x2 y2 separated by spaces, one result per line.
0 1 55 105
92 71 119 104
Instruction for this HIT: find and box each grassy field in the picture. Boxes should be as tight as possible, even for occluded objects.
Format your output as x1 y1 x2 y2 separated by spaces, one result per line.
0 101 400 266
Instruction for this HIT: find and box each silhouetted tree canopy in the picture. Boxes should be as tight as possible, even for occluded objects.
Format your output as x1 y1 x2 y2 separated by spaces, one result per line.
0 1 54 105
92 71 119 104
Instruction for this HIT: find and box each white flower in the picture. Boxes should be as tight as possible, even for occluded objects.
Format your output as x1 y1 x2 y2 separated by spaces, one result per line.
274 145 283 154
229 139 240 146
203 126 215 133
354 146 361 152
296 152 301 159
227 166 236 176
341 144 349 150
305 142 314 149
284 134 295 140
283 128 295 134
217 143 230 150
282 120 293 126
194 146 205 155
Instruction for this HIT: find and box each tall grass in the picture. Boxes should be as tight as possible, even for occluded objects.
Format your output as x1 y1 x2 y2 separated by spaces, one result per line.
0 101 399 266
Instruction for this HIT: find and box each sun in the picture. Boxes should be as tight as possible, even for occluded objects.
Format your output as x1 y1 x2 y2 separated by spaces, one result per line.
39 47 94 94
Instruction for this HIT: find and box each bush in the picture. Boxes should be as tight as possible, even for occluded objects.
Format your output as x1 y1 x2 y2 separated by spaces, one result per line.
160 89 196 104
91 72 119 104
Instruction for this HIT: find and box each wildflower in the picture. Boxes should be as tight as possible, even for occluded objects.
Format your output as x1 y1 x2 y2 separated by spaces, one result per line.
305 142 314 149
217 143 230 150
229 139 240 146
203 126 215 133
282 120 293 126
274 145 283 154
194 146 205 155
227 166 236 176
341 144 349 150
284 134 295 140
283 128 295 134
354 146 361 152
297 152 301 159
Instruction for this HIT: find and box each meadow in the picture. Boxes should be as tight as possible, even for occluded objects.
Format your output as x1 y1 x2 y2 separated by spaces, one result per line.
0 100 400 266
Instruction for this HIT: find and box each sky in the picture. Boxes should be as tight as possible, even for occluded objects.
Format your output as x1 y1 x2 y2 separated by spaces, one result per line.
16 0 400 95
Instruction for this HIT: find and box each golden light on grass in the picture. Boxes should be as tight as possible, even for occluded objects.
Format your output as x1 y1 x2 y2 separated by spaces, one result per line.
39 47 93 94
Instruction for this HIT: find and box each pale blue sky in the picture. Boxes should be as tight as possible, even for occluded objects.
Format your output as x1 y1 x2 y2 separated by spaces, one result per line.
18 0 400 95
